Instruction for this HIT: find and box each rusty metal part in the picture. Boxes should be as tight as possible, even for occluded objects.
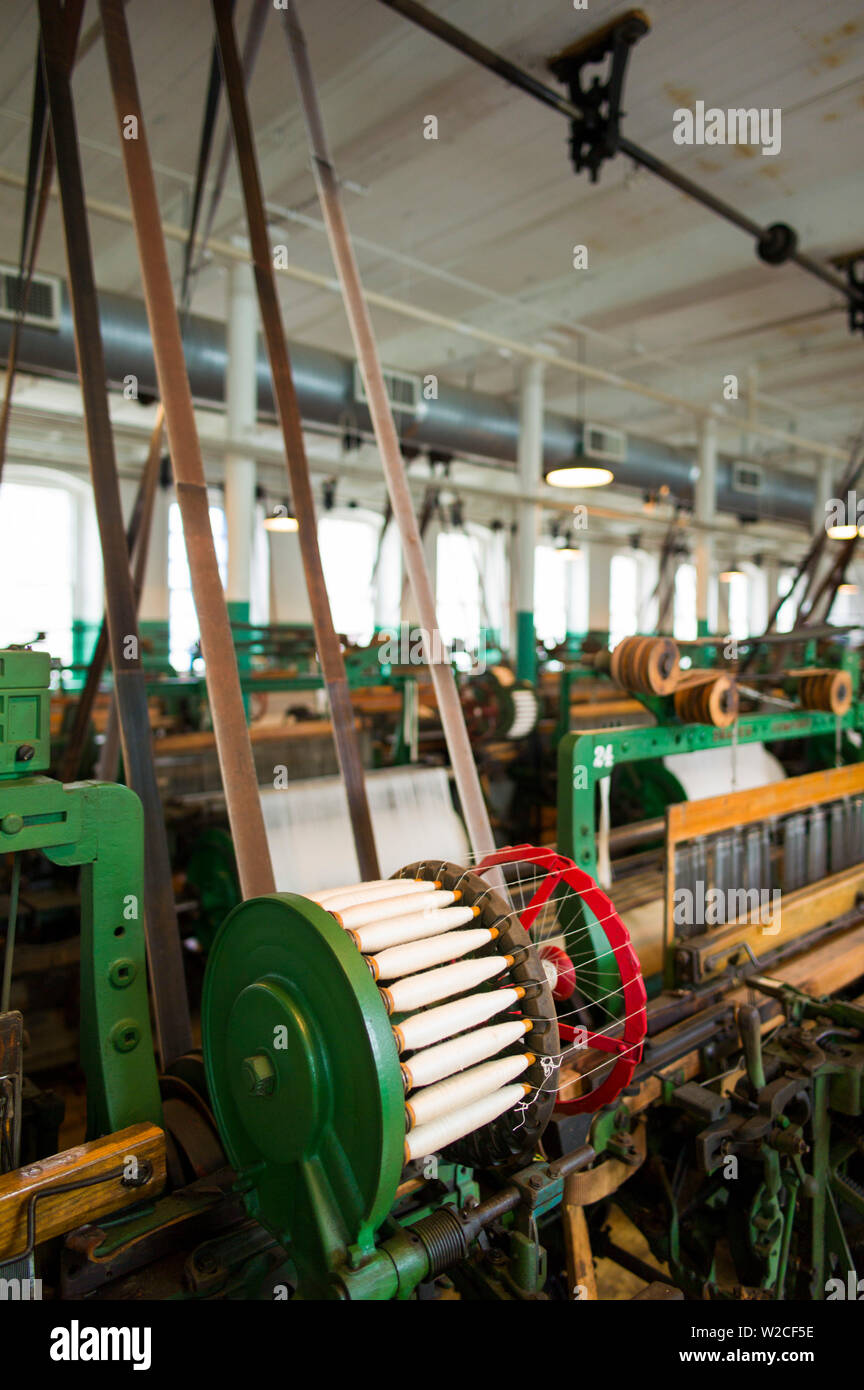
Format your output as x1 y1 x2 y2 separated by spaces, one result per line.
99 0 275 901
212 0 379 880
39 0 192 1064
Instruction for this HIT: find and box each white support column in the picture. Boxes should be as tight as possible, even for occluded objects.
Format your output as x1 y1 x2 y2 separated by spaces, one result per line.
269 532 313 624
225 247 258 625
694 418 717 635
515 360 544 679
140 480 171 622
587 541 614 636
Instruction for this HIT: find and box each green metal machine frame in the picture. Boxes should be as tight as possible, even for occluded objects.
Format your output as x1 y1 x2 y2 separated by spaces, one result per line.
0 649 161 1137
558 703 864 880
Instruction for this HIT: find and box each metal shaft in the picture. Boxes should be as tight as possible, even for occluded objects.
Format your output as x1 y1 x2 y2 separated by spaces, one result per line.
378 0 854 306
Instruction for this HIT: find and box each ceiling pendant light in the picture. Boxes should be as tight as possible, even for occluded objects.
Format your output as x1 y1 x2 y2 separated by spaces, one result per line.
545 460 614 488
263 500 299 532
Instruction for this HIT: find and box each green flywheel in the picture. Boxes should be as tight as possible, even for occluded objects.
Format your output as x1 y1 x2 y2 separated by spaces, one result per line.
202 892 406 1297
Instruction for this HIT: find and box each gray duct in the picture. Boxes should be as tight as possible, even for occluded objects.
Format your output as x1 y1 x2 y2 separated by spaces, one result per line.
0 283 814 525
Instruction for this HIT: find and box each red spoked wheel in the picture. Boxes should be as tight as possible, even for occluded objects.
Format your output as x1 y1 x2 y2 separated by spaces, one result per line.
476 845 647 1114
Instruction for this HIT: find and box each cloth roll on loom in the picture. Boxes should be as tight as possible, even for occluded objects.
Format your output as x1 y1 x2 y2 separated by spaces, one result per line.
260 765 469 895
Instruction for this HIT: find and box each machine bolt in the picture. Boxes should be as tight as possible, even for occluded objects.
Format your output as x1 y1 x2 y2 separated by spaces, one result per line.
0 813 23 836
243 1053 276 1096
528 1173 544 1189
15 744 35 763
109 1020 141 1053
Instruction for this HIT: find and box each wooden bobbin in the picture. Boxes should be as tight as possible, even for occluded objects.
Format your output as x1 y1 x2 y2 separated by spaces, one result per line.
640 636 680 696
610 635 681 696
674 673 738 728
798 669 852 716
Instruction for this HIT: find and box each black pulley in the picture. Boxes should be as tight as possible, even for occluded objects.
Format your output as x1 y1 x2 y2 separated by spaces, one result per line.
756 222 799 266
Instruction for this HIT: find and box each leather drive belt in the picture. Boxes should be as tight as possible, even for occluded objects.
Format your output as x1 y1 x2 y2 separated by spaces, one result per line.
212 0 380 881
38 0 192 1065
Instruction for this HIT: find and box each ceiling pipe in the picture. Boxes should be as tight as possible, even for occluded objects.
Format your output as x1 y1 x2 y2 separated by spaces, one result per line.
0 281 816 526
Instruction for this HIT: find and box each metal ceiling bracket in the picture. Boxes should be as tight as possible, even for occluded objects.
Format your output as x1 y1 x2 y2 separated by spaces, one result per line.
845 257 864 336
547 9 650 183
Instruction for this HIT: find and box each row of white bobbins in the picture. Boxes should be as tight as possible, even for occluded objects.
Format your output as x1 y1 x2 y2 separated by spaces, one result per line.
308 876 534 1161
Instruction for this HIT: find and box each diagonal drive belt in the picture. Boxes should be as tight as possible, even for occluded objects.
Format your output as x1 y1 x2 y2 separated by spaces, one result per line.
38 0 192 1065
279 0 498 868
98 0 276 903
212 0 380 881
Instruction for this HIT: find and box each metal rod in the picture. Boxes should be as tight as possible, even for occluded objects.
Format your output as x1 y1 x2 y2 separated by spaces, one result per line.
99 0 275 903
39 0 192 1065
593 1230 678 1288
280 0 498 866
211 0 380 881
378 0 856 307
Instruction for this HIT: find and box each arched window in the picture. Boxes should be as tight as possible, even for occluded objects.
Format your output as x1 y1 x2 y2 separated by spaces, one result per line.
0 469 98 665
319 510 381 643
533 543 585 647
436 529 481 653
168 500 227 671
673 562 698 641
609 552 639 648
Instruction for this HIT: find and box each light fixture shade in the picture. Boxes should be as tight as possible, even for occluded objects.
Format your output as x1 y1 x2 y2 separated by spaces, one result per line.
264 504 299 533
719 567 743 582
545 464 614 488
827 523 859 540
555 533 581 556
838 582 858 595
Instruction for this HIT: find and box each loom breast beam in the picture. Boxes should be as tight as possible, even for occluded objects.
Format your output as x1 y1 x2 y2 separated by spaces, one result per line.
37 0 192 1066
98 0 274 902
210 0 379 883
278 2 499 877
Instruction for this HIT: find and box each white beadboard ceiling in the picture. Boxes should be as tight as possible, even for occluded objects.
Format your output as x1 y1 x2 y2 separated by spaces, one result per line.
0 0 862 467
